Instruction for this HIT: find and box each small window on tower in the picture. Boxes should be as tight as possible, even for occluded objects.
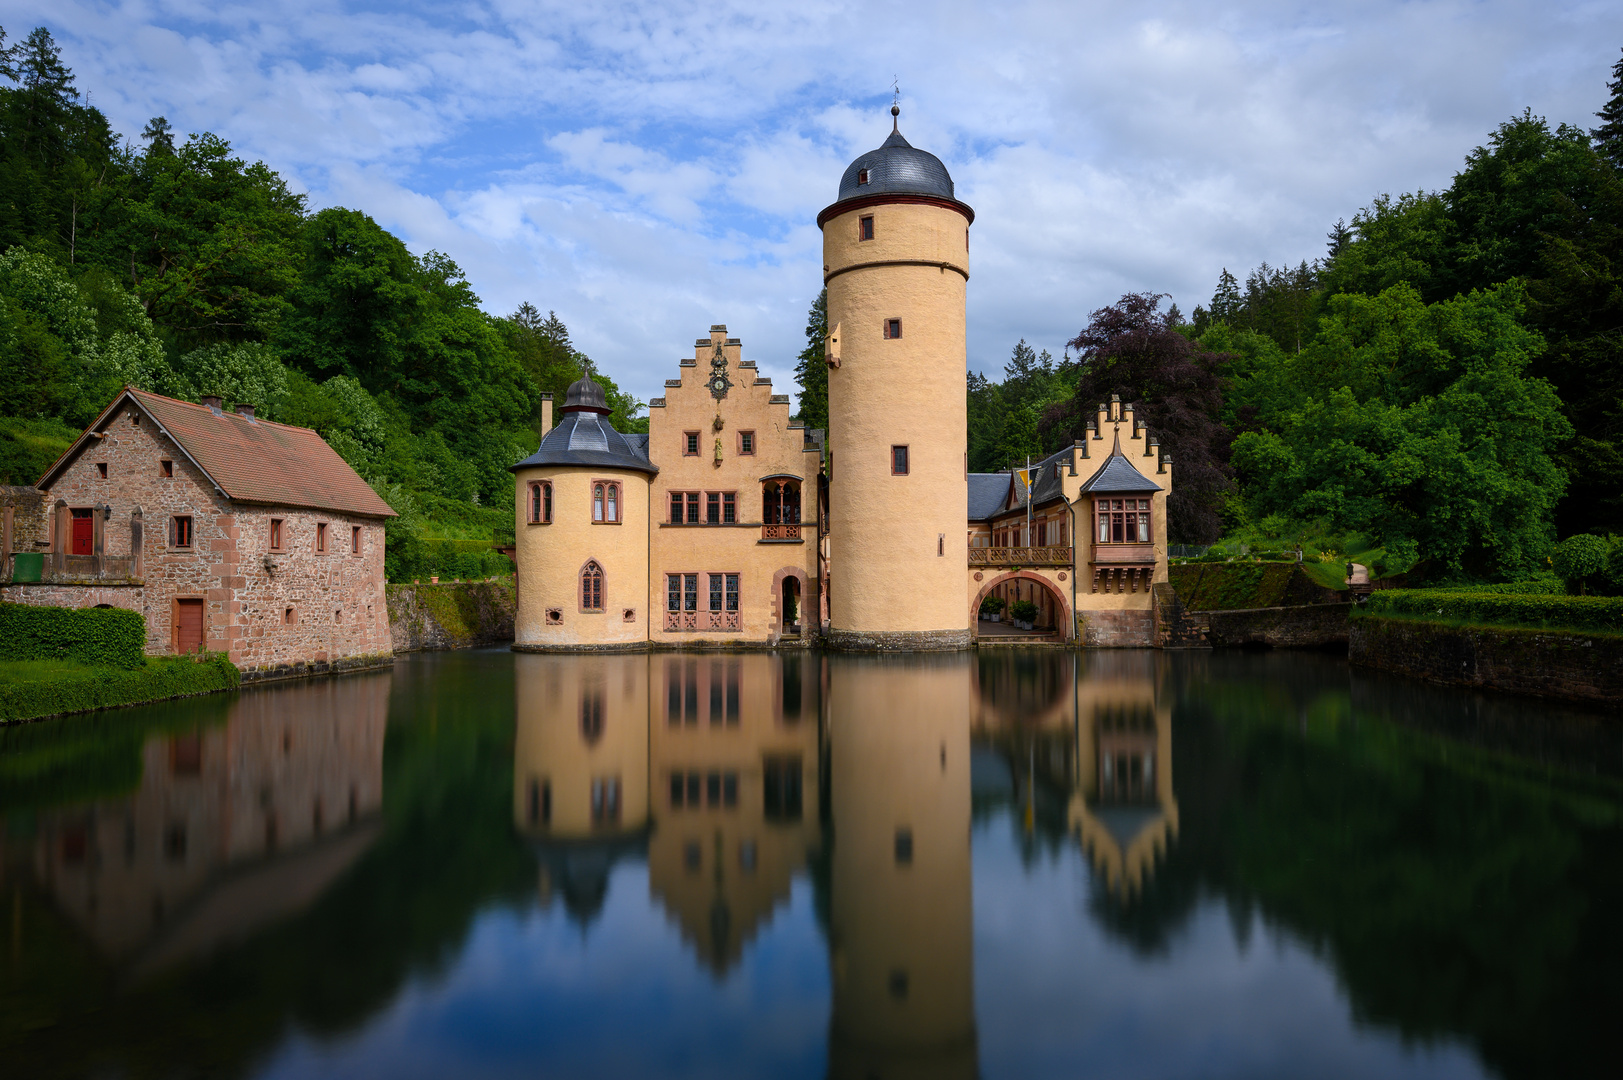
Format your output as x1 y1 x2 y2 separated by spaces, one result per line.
891 445 909 475
884 318 902 339
860 215 875 241
857 168 869 185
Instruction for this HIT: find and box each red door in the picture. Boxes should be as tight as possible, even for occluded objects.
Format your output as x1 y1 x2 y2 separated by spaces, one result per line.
71 511 93 555
176 599 204 654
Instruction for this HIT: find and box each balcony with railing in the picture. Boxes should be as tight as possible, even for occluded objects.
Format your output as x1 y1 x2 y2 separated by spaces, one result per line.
664 609 743 632
760 523 802 542
969 546 1073 568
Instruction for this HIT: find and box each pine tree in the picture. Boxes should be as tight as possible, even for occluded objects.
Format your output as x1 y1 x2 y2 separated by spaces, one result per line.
141 115 175 156
1326 218 1353 259
791 288 828 431
1209 268 1241 323
1593 46 1623 169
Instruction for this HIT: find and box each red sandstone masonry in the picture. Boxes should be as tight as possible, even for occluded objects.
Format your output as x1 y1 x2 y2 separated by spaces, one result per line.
7 400 392 678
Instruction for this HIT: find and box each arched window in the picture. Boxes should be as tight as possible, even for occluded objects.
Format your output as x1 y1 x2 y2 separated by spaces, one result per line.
581 561 604 611
593 484 605 522
529 481 552 524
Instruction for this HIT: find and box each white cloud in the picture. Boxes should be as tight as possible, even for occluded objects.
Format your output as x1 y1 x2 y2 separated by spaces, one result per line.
9 0 1622 401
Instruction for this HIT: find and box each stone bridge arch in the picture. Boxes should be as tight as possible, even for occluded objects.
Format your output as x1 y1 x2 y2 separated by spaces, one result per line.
970 569 1073 641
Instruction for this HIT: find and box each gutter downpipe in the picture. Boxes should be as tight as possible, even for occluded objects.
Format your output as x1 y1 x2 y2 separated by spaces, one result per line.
1065 458 1079 644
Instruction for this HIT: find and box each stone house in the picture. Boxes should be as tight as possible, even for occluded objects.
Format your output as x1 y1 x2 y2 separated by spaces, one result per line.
1 386 396 679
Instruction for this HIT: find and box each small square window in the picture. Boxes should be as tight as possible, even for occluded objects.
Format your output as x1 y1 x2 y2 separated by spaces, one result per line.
738 430 755 455
891 445 909 475
96 462 107 478
684 431 700 456
884 318 901 339
857 168 869 185
170 515 193 548
160 460 173 478
860 215 874 241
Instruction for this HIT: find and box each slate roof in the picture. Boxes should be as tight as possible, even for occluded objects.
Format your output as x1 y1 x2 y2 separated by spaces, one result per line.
509 407 658 475
967 473 1012 521
821 112 975 224
40 387 397 518
1078 440 1163 494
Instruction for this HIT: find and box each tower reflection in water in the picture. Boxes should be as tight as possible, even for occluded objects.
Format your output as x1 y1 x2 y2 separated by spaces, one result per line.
510 649 1169 1076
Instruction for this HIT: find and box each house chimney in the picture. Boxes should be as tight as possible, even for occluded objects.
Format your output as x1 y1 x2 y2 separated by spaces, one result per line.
539 392 554 437
201 395 223 415
235 403 256 420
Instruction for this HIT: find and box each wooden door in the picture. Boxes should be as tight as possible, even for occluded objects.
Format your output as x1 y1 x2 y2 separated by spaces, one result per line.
71 511 93 555
176 599 204 654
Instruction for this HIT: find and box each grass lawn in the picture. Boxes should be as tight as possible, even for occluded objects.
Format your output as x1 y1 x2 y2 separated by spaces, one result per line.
0 654 240 724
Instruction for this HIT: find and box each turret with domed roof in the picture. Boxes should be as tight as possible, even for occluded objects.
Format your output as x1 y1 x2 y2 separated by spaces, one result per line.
819 106 974 649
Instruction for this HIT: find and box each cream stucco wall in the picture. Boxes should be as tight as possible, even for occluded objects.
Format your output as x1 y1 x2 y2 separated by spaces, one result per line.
826 653 976 1078
646 327 819 645
513 465 651 648
824 201 970 638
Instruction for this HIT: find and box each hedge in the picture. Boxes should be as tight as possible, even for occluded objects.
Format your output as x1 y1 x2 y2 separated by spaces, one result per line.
0 654 240 723
0 602 145 669
1421 579 1565 596
1358 590 1623 635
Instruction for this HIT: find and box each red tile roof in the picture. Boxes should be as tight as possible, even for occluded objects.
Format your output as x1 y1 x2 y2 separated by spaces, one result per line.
41 387 397 519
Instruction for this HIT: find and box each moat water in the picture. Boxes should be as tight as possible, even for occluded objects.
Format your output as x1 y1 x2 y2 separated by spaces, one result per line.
3 647 1620 1079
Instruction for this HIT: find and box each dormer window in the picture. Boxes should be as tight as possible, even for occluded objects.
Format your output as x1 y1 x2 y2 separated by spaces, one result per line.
857 168 869 185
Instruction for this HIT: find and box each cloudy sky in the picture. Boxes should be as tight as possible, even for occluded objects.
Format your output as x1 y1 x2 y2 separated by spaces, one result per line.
6 1 1621 406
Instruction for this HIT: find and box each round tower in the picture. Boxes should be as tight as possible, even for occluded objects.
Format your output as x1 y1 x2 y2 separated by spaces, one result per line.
819 107 973 649
510 375 657 649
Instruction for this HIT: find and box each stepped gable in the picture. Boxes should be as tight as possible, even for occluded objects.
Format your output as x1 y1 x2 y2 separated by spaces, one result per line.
510 375 658 475
40 386 396 518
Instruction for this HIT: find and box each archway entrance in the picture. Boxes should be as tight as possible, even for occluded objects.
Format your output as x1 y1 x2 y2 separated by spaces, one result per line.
781 576 802 637
972 571 1072 642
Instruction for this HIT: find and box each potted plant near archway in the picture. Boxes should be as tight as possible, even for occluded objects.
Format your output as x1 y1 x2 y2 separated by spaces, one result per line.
979 596 1006 623
1010 599 1038 631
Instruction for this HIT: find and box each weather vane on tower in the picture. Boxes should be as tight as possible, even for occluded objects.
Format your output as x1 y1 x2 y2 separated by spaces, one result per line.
891 77 901 127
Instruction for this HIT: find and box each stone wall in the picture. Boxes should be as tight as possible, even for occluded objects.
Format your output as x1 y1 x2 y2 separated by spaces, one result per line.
1077 609 1154 647
1152 582 1208 647
1349 615 1623 708
1203 603 1351 649
388 579 517 652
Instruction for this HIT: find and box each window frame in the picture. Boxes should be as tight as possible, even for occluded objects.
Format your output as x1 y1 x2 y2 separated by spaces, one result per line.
859 214 874 240
580 560 605 612
351 525 363 556
857 168 869 186
737 430 755 456
592 480 622 524
1094 497 1152 545
884 317 902 339
891 445 910 476
315 522 328 554
528 480 553 524
269 518 285 553
170 515 194 550
683 431 701 456
160 459 173 478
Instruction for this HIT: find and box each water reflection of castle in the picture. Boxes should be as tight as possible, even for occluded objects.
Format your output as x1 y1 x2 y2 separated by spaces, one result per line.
3 675 389 979
512 649 1174 1075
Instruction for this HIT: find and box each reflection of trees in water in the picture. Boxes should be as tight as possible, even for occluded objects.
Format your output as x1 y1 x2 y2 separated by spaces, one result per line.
1092 650 1623 1080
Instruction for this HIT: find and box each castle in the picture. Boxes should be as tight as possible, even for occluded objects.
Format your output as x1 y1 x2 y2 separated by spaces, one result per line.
511 107 1172 651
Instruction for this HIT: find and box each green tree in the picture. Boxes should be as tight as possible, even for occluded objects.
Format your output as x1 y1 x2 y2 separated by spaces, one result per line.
1594 47 1623 169
792 288 828 432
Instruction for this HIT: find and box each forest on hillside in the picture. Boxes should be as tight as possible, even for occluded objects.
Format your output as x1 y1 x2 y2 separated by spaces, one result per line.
0 26 644 582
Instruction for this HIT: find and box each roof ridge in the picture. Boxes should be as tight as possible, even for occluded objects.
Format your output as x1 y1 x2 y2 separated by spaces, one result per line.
125 386 313 434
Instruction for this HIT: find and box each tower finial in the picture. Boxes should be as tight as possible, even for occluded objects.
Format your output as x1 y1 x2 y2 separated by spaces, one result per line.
891 77 900 132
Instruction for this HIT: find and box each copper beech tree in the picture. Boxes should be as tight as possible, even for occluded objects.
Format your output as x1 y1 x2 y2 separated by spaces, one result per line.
1045 292 1233 544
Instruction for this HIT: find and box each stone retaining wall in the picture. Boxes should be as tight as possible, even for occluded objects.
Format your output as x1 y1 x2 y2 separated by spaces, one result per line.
1349 615 1623 708
1077 609 1154 647
1204 603 1351 649
823 628 972 652
387 579 517 652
